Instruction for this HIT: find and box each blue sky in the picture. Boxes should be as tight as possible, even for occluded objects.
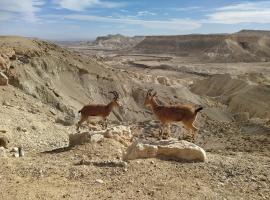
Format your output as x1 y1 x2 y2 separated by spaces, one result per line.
0 0 270 40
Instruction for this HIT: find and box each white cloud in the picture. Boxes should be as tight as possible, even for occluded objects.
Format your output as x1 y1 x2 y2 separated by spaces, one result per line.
63 14 201 31
207 1 270 24
0 0 43 22
137 11 156 16
55 0 125 11
216 1 270 11
171 6 201 12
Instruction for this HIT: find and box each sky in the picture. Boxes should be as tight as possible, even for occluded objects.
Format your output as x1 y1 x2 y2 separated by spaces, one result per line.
0 0 270 40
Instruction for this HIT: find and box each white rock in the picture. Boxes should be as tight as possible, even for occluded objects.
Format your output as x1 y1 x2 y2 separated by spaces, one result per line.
123 139 206 162
90 134 104 143
14 152 20 158
95 179 104 184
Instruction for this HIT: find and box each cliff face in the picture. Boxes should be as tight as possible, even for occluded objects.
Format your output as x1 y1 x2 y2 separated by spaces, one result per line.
134 31 270 62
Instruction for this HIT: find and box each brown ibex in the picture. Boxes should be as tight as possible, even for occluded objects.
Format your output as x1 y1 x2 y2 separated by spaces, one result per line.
76 91 121 130
144 89 203 140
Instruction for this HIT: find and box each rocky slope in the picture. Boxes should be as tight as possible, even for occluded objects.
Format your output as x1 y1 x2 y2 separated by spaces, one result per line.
0 36 203 123
191 74 270 119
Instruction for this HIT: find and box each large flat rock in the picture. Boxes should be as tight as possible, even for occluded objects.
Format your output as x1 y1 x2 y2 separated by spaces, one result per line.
123 139 206 162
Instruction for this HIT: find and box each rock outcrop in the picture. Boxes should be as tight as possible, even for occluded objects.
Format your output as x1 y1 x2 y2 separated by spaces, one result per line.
123 139 206 162
104 125 132 146
69 125 132 147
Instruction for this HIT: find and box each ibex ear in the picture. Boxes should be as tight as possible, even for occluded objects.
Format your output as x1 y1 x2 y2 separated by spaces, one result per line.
152 92 157 97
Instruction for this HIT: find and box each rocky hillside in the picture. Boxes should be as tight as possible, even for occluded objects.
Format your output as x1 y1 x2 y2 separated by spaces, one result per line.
134 30 270 62
0 36 203 123
190 74 270 119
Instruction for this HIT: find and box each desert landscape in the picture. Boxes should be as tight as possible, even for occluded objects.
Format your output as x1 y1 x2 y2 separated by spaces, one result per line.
0 29 270 200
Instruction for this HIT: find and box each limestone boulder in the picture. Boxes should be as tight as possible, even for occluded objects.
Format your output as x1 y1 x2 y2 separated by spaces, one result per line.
104 125 132 146
123 139 206 162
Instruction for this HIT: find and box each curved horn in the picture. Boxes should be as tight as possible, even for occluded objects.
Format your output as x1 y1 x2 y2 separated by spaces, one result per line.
109 91 119 100
146 89 153 97
113 91 119 99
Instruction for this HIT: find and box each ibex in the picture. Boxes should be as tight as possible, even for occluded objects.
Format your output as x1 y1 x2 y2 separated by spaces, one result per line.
76 91 120 131
144 89 203 140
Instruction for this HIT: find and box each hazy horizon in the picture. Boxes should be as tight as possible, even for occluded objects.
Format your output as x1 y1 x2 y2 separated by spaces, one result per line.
0 0 270 40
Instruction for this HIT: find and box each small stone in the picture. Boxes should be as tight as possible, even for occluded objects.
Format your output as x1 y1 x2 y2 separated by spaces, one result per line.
11 147 19 152
2 100 11 106
18 147 24 157
50 108 57 115
14 152 20 158
0 147 7 157
95 179 104 184
63 194 71 198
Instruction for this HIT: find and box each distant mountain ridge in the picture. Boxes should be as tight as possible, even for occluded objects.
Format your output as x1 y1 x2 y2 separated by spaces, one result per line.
94 34 144 50
133 30 270 62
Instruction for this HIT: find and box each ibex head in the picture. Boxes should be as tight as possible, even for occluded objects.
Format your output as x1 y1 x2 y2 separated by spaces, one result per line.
109 91 121 108
144 89 157 107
